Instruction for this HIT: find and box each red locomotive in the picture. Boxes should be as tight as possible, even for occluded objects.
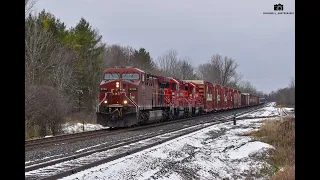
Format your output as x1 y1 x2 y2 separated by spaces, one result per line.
96 67 262 128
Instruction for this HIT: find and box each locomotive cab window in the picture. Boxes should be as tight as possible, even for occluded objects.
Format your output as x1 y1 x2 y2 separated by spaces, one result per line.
161 82 169 88
190 87 193 92
104 72 120 80
171 83 176 90
122 73 140 80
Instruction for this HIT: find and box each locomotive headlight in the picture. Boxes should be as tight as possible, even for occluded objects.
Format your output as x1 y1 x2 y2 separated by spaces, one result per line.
116 82 120 88
104 100 108 104
124 100 128 104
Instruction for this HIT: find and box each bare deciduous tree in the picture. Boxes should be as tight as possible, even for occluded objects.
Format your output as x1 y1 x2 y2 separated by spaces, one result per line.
49 46 77 92
267 77 295 106
25 85 72 137
25 18 57 84
259 78 294 106
197 54 239 86
103 45 159 75
157 49 180 77
289 77 295 105
289 77 295 89
25 15 77 138
25 0 38 16
25 17 77 92
177 57 196 79
220 56 238 85
103 44 135 68
238 81 258 95
226 73 243 89
256 91 265 97
197 63 211 80
157 50 198 80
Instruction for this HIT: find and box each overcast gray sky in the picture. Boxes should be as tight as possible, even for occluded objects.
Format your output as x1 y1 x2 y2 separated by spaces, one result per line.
33 0 294 94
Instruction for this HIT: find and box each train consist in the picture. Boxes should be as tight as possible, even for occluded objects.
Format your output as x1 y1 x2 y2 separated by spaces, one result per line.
96 67 261 128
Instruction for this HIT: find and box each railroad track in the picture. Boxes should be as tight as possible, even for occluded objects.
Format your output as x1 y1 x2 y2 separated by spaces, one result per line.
25 128 121 150
25 104 265 151
282 107 295 118
278 106 289 116
25 103 268 180
282 108 288 116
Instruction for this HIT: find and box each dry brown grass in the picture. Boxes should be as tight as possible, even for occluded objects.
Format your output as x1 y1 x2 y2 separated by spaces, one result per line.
271 166 295 180
248 117 295 179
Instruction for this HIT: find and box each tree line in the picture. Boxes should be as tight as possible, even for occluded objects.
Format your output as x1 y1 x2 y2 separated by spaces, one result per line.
25 1 267 138
266 78 295 107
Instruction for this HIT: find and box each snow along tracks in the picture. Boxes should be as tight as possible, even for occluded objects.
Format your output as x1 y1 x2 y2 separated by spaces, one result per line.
25 104 268 180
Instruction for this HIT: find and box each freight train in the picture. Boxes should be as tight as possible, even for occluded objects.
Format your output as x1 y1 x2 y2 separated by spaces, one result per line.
96 67 261 128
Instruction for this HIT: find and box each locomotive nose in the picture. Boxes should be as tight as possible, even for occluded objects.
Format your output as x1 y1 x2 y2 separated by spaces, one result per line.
106 80 121 91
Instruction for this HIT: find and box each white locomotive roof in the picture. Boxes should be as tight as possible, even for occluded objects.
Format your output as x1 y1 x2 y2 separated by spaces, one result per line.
134 68 145 73
184 80 205 84
169 77 179 84
189 82 196 87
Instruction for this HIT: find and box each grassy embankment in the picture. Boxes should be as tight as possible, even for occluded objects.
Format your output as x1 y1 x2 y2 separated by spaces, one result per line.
247 117 295 179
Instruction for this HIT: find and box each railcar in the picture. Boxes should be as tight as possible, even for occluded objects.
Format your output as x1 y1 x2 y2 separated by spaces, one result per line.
249 94 259 106
240 93 250 107
234 89 242 108
184 81 201 116
184 80 214 113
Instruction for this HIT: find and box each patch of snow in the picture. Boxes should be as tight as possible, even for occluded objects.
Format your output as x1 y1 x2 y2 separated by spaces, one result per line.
156 172 183 180
238 103 280 118
279 167 285 172
137 168 161 180
60 115 277 180
76 142 109 153
61 123 106 134
228 141 274 160
283 107 294 112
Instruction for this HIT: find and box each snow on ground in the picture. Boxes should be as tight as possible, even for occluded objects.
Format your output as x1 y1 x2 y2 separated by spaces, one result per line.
238 102 280 118
60 104 280 180
283 107 294 112
61 122 106 134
